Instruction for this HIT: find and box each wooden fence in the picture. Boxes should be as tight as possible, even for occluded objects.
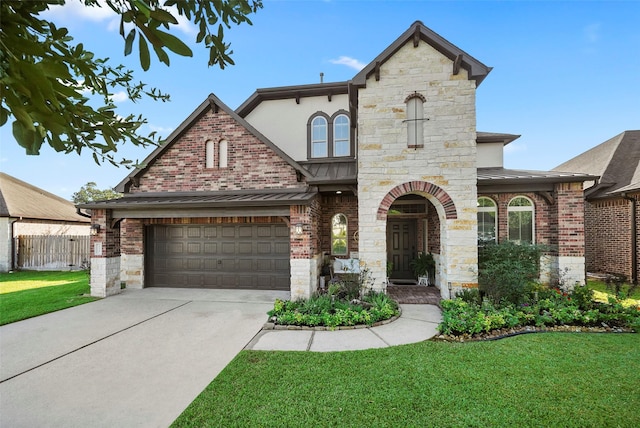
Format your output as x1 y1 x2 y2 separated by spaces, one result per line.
16 235 90 270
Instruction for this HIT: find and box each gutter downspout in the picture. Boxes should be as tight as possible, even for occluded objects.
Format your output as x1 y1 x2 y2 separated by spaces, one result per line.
621 193 638 285
76 207 92 219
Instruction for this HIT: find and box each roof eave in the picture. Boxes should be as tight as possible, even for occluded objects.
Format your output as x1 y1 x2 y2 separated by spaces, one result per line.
352 21 491 88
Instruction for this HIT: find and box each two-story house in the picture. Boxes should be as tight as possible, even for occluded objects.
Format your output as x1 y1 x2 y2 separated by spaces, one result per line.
82 21 593 299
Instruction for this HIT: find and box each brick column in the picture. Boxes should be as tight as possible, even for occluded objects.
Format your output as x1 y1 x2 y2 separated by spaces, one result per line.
555 182 586 288
120 218 144 289
89 209 121 297
289 200 321 300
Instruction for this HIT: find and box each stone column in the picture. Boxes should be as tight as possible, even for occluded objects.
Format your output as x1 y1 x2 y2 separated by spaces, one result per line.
90 209 121 297
120 218 144 289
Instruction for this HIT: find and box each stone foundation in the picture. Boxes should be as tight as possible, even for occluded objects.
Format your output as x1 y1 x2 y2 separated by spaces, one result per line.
90 256 121 297
121 254 144 289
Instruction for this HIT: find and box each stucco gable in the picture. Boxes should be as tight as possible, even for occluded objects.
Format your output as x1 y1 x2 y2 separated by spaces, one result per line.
352 20 492 88
116 94 311 193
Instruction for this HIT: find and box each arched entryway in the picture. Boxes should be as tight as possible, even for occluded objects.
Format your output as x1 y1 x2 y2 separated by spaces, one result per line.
378 181 457 290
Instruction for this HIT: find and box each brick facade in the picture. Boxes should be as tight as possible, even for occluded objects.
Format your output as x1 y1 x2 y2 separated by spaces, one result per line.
585 193 639 282
320 194 359 256
130 108 305 193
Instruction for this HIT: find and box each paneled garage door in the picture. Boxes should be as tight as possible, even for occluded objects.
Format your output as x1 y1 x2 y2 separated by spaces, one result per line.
146 224 290 290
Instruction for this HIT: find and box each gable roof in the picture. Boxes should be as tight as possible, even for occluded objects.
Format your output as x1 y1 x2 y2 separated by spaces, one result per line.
115 93 312 193
0 173 89 223
236 81 349 118
352 20 492 87
553 130 640 198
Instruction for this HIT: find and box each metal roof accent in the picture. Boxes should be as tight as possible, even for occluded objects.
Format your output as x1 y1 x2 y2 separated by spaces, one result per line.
300 160 357 185
478 168 596 185
78 189 318 210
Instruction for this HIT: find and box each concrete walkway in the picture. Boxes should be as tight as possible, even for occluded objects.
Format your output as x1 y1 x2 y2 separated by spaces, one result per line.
246 304 442 352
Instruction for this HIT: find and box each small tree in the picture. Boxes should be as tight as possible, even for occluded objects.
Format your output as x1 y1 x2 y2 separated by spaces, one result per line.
72 182 121 204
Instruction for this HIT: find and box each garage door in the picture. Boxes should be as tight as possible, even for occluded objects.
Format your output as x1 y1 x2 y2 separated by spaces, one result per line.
146 224 290 290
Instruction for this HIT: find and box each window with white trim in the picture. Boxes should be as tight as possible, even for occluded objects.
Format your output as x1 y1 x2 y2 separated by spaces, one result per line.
508 196 534 244
333 114 350 157
477 197 497 243
311 116 328 158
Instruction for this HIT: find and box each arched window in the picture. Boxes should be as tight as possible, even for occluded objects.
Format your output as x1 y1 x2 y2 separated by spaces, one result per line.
311 116 328 158
333 114 350 157
331 213 348 255
508 196 534 244
218 139 228 168
205 140 214 168
406 94 425 148
477 197 497 243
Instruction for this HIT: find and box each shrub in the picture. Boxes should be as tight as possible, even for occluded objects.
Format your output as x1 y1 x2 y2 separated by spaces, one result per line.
478 241 544 305
438 284 640 337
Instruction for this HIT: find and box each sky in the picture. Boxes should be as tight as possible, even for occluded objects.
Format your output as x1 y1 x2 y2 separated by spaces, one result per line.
1 0 639 200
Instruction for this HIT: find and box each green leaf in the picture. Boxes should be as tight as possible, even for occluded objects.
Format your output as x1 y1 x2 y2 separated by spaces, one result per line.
124 29 136 56
152 28 193 57
149 8 178 24
152 45 170 66
13 120 42 155
139 35 150 71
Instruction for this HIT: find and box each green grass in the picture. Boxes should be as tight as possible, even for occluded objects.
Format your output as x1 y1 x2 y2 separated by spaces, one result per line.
173 333 640 427
0 270 98 325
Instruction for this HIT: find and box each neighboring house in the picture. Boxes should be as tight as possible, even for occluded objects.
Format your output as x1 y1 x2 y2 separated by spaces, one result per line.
554 130 640 284
81 21 594 299
0 173 90 271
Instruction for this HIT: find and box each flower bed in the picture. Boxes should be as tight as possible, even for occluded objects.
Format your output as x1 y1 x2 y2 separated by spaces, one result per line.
438 286 640 339
267 292 399 329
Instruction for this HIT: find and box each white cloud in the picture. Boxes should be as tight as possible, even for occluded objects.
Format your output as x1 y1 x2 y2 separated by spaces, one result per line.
110 91 128 103
148 124 175 134
43 1 195 36
44 0 117 23
329 56 366 71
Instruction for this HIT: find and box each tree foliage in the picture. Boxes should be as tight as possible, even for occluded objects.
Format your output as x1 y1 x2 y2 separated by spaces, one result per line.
72 181 122 203
0 0 262 166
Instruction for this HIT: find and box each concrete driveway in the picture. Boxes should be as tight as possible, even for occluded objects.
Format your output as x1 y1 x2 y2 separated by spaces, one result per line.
0 288 288 428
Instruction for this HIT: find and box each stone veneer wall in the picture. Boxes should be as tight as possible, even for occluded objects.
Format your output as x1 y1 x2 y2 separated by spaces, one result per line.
90 209 121 297
357 40 478 298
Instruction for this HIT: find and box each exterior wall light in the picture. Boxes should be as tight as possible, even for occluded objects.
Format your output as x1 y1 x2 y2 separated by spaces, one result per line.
91 224 101 236
294 223 304 236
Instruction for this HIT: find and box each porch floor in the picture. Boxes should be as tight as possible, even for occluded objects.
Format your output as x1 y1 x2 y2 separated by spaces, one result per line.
387 283 441 305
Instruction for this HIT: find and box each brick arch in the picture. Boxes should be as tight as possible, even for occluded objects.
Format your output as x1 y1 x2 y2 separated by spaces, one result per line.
377 181 457 220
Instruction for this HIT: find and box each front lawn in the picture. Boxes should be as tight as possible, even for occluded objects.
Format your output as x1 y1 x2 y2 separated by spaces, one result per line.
173 333 640 427
0 270 97 325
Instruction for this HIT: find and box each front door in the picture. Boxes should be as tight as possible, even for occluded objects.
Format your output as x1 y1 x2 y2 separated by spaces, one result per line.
387 219 417 280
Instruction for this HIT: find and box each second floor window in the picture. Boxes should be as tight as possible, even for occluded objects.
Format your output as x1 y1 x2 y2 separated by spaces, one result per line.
311 116 328 158
308 111 351 159
333 114 350 157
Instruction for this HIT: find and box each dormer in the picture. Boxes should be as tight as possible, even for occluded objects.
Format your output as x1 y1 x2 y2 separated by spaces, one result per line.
476 132 520 168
